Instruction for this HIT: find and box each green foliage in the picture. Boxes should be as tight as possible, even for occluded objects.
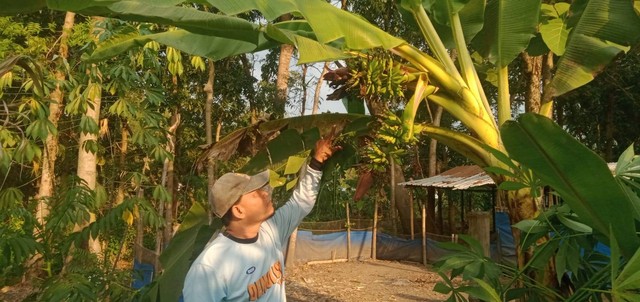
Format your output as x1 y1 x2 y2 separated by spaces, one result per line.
134 202 218 302
539 3 571 56
502 114 639 258
2 1 639 301
71 197 164 250
0 202 42 280
482 145 543 197
435 114 640 301
435 235 501 284
612 239 640 301
471 0 540 68
556 46 640 162
39 272 98 302
547 0 640 97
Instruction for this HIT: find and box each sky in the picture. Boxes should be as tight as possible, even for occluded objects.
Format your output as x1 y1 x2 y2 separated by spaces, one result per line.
249 50 348 117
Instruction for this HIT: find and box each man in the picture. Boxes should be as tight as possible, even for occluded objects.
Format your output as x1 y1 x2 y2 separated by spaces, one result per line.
183 135 340 301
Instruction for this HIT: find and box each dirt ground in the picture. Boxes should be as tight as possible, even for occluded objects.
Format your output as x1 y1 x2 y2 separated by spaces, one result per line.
286 259 456 302
1 260 455 302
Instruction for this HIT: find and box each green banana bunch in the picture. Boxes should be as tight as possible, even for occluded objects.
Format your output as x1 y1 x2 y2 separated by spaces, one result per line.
363 111 411 172
166 46 184 76
190 56 206 72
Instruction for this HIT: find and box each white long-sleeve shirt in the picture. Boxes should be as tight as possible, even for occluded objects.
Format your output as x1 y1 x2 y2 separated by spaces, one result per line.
183 166 322 301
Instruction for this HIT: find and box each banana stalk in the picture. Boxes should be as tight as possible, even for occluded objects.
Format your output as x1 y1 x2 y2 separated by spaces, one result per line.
416 123 494 167
449 11 495 128
401 73 436 141
497 66 511 126
428 94 501 149
409 4 464 85
539 101 553 118
391 44 481 116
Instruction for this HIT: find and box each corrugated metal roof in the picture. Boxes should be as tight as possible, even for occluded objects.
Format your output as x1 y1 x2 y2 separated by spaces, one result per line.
400 163 619 190
398 165 495 190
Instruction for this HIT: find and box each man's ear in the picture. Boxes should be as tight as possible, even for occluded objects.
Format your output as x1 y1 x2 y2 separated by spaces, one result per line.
231 203 245 219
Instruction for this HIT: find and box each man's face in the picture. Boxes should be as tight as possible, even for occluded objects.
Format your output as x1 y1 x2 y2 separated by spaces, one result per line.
236 186 274 223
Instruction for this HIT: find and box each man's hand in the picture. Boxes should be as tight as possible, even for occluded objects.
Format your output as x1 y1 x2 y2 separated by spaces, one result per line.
313 126 342 163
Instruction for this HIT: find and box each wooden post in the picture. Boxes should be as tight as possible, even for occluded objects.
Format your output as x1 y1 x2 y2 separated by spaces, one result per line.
492 189 497 232
346 201 351 261
409 190 414 240
285 227 298 267
390 157 397 234
467 211 491 257
447 190 455 233
437 189 443 234
372 198 378 260
422 202 427 266
460 191 465 226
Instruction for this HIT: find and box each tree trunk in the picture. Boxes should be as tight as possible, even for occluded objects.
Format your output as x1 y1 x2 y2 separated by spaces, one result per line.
115 123 129 206
392 163 413 234
521 52 543 114
161 111 180 247
76 76 103 255
63 17 103 269
541 52 555 118
427 105 444 234
275 14 294 118
238 55 260 124
300 64 308 116
312 63 329 115
37 11 75 226
204 60 216 221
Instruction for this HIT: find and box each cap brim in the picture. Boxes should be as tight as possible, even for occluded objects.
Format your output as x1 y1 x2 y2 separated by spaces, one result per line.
242 170 270 194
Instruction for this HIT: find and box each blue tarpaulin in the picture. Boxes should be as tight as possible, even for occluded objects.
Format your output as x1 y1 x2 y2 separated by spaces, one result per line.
132 260 154 289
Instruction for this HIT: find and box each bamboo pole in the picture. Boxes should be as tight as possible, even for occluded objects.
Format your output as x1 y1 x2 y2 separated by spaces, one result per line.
422 202 427 266
307 258 348 265
346 202 351 261
410 190 415 240
372 198 378 260
390 157 397 234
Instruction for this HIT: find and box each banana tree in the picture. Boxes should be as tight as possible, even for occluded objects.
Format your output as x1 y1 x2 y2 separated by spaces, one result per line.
12 0 640 258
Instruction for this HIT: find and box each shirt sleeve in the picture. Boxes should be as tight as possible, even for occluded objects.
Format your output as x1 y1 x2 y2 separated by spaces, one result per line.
268 164 322 245
182 263 226 302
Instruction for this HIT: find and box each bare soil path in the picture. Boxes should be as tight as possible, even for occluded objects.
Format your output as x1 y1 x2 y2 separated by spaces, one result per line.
286 260 455 302
1 260 455 301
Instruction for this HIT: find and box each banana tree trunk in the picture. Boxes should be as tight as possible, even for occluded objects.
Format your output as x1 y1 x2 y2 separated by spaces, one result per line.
521 52 542 114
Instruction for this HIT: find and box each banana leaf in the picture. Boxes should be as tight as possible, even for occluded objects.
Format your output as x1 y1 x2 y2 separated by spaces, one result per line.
548 0 640 97
472 0 540 67
135 202 220 302
501 113 639 259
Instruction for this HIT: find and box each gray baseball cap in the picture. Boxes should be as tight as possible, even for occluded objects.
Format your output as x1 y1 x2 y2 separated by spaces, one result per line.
211 170 270 217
